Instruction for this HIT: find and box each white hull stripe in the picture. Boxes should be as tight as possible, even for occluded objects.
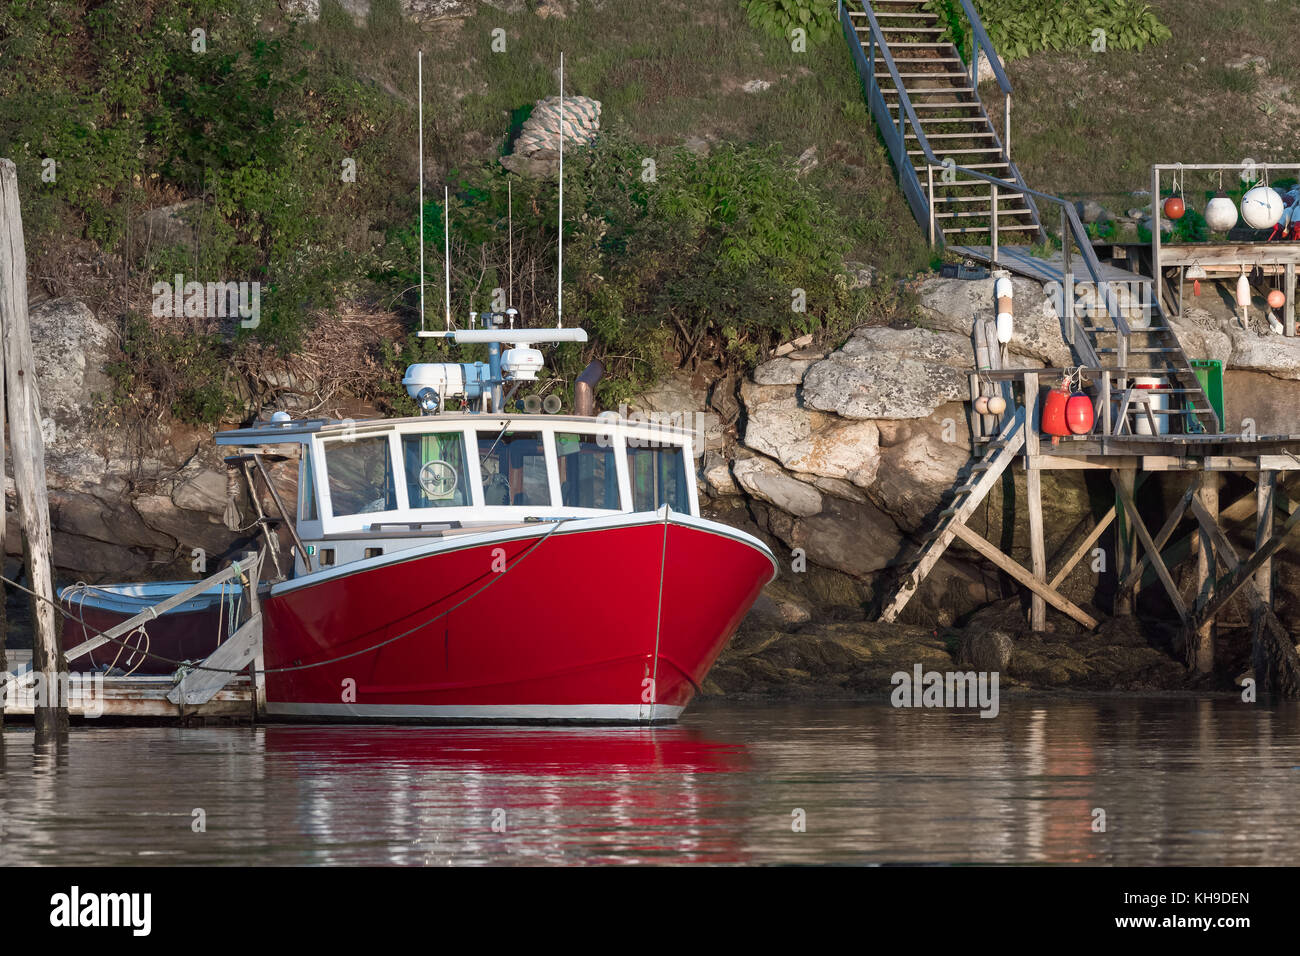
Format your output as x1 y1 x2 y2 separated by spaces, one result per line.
265 702 685 722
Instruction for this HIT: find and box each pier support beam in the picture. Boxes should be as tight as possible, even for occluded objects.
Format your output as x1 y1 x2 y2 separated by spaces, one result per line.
0 159 64 737
1023 373 1046 630
1114 468 1138 616
1189 471 1220 674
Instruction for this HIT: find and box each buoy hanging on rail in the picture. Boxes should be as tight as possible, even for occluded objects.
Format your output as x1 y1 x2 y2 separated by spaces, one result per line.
1065 392 1094 434
1268 289 1286 309
1205 191 1238 232
987 395 1007 416
995 275 1014 344
1237 271 1252 307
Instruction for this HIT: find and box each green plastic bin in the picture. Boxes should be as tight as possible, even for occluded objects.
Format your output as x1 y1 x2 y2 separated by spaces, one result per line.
1191 359 1225 431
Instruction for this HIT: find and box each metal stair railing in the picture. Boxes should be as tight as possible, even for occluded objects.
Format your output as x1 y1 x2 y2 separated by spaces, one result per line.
843 0 1221 432
842 1 1119 361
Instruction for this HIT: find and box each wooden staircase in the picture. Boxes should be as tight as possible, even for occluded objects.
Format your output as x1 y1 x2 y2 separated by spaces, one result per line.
839 0 1220 436
844 0 1041 246
880 407 1026 622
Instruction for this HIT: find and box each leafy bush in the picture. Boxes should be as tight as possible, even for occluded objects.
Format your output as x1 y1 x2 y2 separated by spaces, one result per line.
924 0 1171 61
380 133 872 410
742 0 838 45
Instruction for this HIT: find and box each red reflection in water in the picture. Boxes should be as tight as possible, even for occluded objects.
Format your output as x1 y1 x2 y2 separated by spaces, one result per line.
261 725 753 864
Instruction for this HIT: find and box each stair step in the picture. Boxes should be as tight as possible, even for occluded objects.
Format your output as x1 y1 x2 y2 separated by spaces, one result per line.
879 27 949 33
933 208 1032 219
1095 347 1181 353
876 72 973 80
933 195 1027 203
909 147 1004 155
891 57 965 63
905 131 998 139
942 225 1037 234
920 117 994 124
888 42 958 48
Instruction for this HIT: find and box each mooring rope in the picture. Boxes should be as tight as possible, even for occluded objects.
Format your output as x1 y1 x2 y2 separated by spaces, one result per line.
0 517 573 678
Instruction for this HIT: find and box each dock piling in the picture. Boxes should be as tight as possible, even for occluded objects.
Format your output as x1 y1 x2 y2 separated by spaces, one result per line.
0 158 64 736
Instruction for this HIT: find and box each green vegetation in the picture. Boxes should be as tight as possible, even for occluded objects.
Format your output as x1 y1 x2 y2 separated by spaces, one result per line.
742 0 838 45
999 0 1296 200
924 0 1170 60
0 0 927 429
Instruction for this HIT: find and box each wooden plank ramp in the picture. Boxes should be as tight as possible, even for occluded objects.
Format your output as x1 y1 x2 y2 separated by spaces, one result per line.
950 244 1151 286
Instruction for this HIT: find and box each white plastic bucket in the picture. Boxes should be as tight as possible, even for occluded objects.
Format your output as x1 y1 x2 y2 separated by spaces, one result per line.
1133 376 1169 435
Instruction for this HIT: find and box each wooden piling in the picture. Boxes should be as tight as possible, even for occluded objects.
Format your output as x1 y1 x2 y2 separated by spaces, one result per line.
1023 372 1046 630
0 159 64 735
1189 470 1220 674
1114 467 1137 616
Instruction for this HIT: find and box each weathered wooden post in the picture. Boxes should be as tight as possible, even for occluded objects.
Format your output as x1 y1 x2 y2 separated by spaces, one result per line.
1189 470 1220 674
0 159 65 735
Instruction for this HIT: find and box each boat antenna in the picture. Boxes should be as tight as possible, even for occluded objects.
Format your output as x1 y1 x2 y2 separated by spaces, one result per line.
507 178 514 314
417 50 425 333
557 51 564 329
444 184 451 331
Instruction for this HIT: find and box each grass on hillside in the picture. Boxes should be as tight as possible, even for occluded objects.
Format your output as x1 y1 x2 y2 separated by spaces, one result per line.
305 0 930 277
992 0 1299 205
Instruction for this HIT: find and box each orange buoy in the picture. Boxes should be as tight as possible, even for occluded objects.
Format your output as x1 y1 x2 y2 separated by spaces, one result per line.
1193 278 1201 297
1163 196 1185 220
1041 387 1071 437
1268 289 1286 309
1065 392 1095 434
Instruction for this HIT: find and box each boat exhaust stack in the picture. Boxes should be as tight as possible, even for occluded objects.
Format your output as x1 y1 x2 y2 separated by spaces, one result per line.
574 360 604 417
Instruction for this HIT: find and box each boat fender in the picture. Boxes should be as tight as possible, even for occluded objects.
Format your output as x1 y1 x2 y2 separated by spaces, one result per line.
995 276 1014 343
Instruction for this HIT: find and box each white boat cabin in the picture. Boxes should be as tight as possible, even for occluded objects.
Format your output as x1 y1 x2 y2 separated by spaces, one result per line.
216 413 701 577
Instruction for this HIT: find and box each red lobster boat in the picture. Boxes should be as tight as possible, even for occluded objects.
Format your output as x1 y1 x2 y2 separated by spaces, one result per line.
61 319 775 723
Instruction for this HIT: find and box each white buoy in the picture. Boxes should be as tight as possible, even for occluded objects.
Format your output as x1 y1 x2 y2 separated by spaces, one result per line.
1237 272 1251 307
994 275 1014 344
1206 192 1239 232
1242 185 1284 229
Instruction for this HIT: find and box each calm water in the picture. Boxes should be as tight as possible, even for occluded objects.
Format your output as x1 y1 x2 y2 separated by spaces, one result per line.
1 698 1297 865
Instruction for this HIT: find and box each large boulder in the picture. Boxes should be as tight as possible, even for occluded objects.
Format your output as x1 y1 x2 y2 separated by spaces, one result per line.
918 275 1071 367
802 325 972 420
871 403 971 529
28 297 116 461
741 381 881 488
732 456 822 517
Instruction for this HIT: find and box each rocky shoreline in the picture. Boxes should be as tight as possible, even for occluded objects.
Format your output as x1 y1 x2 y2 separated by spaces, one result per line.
13 272 1300 694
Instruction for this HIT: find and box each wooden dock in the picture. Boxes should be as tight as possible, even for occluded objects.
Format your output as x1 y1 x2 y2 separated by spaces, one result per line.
2 648 253 719
951 244 1152 287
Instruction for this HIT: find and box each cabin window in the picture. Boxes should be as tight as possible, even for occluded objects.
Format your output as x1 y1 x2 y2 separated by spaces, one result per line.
626 443 691 514
554 433 620 510
402 432 470 508
477 430 551 507
300 451 318 522
324 436 398 516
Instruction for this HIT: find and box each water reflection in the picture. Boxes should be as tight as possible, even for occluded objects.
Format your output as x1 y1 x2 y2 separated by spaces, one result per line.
0 699 1297 865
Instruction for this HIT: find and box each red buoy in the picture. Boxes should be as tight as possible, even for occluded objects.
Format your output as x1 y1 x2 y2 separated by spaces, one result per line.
1164 196 1186 220
1041 387 1071 437
1065 392 1095 435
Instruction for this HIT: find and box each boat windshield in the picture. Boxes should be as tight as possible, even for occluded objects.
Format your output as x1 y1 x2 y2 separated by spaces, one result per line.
324 436 398 516
477 430 551 507
402 431 471 508
626 442 690 513
555 433 619 510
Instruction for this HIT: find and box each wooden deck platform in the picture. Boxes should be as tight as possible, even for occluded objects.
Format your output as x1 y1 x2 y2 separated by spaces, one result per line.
2 651 254 720
951 244 1152 286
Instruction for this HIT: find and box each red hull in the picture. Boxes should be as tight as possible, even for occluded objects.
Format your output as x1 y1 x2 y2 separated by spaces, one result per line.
261 515 775 722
